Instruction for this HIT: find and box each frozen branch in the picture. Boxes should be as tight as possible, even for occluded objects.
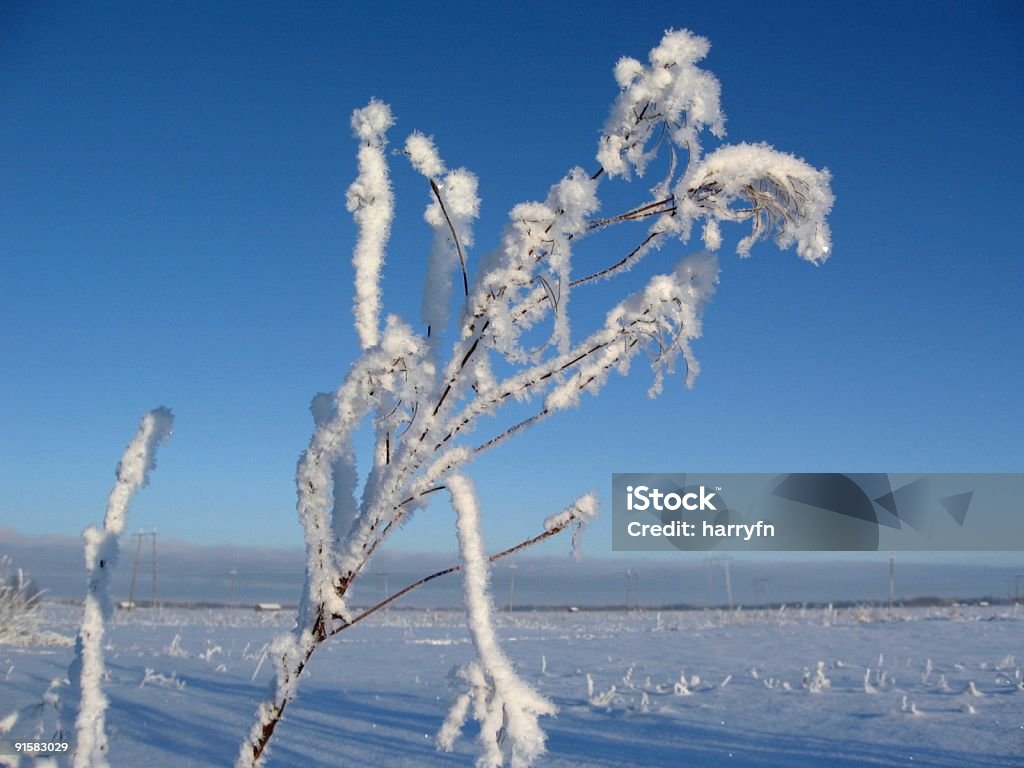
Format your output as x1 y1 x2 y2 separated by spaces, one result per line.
334 494 594 630
440 475 556 767
70 408 173 768
347 100 395 349
598 29 725 179
682 142 833 262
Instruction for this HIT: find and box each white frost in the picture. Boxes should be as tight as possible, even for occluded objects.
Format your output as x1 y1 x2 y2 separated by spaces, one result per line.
233 24 835 766
71 408 173 768
347 100 395 349
441 475 556 767
682 142 833 262
405 131 445 178
544 493 599 559
599 28 724 179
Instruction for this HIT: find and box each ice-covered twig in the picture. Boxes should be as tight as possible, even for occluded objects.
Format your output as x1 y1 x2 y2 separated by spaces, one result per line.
598 29 724 179
294 320 427 629
69 407 173 768
336 492 599 630
405 131 480 339
544 493 599 559
681 143 833 262
240 492 591 768
347 100 395 349
439 475 556 767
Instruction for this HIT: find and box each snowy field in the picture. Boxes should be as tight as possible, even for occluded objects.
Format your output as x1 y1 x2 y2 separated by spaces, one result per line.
3 603 1023 767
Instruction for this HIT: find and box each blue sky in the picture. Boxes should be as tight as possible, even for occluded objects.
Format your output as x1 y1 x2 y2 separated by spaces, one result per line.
2 1 1022 556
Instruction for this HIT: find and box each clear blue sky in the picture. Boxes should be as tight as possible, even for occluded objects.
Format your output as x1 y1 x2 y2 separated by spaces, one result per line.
2 1 1021 554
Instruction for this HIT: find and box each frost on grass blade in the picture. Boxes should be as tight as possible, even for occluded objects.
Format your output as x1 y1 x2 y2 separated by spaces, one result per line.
0 555 45 645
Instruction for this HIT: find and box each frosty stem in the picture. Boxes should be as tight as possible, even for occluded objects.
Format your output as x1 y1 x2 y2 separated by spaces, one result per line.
241 512 578 767
69 408 173 768
336 516 569 631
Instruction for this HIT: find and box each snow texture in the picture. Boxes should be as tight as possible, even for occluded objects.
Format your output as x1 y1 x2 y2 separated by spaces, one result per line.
4 603 1022 768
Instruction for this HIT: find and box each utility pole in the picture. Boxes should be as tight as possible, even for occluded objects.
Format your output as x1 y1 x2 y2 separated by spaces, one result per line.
151 531 158 610
128 530 158 609
229 568 238 608
888 554 895 613
709 556 733 610
625 569 640 611
507 562 517 614
723 558 733 611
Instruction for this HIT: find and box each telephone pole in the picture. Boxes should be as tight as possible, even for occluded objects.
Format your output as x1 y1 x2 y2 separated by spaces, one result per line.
888 554 895 613
376 571 390 611
507 562 517 614
128 531 158 609
625 569 640 611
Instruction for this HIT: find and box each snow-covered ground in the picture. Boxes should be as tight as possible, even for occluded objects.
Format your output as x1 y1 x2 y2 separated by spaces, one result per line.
2 603 1022 767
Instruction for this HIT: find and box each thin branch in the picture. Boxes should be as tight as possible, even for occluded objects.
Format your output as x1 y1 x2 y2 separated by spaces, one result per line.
570 230 662 287
472 409 549 455
507 225 667 329
334 484 446 597
246 509 582 767
587 195 676 230
246 638 318 766
333 520 570 633
431 179 469 297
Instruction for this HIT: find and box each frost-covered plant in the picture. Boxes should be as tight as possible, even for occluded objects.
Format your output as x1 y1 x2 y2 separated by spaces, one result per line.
803 661 830 693
585 674 619 709
0 555 43 645
67 407 174 768
436 475 558 767
673 671 700 696
238 27 832 767
0 678 64 768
